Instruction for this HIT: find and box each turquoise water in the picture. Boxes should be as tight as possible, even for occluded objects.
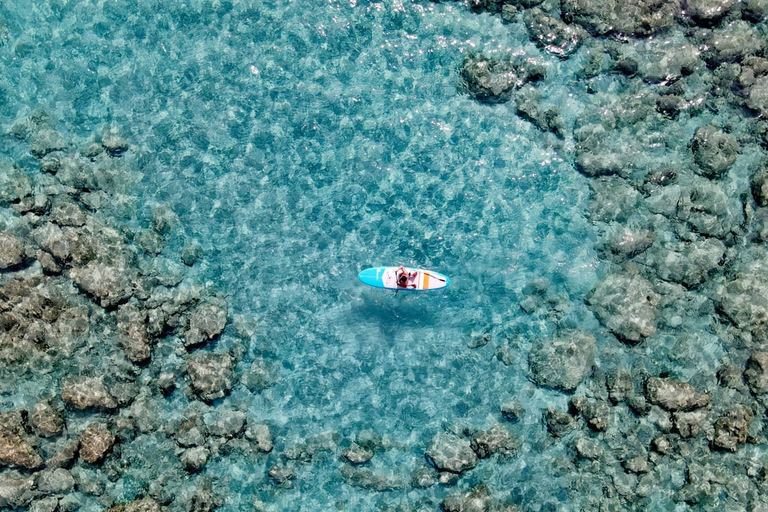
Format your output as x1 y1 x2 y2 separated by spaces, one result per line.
3 1 765 511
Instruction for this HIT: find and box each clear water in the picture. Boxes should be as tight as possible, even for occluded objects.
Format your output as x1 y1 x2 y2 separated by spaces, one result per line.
1 1 753 511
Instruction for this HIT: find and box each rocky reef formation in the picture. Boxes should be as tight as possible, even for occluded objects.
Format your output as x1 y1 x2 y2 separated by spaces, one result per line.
454 0 768 508
0 116 242 511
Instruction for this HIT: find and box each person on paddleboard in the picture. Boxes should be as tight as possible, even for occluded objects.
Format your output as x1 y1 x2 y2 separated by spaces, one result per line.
396 266 417 288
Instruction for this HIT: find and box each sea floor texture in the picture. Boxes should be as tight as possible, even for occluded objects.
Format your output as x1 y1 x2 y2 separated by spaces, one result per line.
1 0 768 511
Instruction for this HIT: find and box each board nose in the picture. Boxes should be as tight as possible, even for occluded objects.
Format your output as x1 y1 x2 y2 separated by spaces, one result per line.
358 267 380 286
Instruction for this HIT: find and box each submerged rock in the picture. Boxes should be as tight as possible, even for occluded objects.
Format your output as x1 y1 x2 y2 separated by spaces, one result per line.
205 409 246 438
184 300 228 349
575 436 604 460
180 446 209 471
0 232 25 270
441 485 494 512
606 368 634 404
339 465 404 491
701 21 766 68
715 258 768 334
29 128 66 158
712 405 753 451
61 376 117 411
571 397 611 431
68 262 134 309
528 330 596 392
587 273 659 343
100 125 129 156
245 423 273 453
644 377 710 412
186 352 236 402
35 468 75 495
0 163 33 206
544 408 577 437
104 498 162 512
560 0 676 36
425 432 478 474
0 432 44 470
471 423 519 458
744 352 768 394
515 87 565 137
460 52 545 104
181 240 204 266
29 400 64 438
500 400 525 422
685 0 737 26
0 473 35 509
598 226 655 263
673 409 709 438
51 201 87 228
525 8 583 59
268 465 296 486
751 166 768 206
587 179 642 222
78 423 114 464
117 302 151 364
640 238 725 288
691 126 740 179
341 442 374 465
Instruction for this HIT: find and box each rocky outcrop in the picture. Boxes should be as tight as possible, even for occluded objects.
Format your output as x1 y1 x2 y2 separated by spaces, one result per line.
0 411 43 470
184 299 227 349
639 238 725 288
715 258 768 334
0 473 35 509
341 443 374 465
0 232 25 269
29 400 64 438
425 432 478 474
587 273 659 343
571 397 612 431
180 446 209 471
525 8 583 59
105 498 162 512
744 352 768 394
712 405 753 451
117 302 152 364
460 52 545 104
78 423 115 464
245 423 274 453
68 262 134 309
751 167 768 207
561 0 677 36
528 330 596 391
61 376 117 411
470 423 519 458
186 352 236 402
691 126 740 179
645 377 710 411
685 0 737 26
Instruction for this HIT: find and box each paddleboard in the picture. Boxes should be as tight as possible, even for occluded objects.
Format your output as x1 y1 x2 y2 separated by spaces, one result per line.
358 266 450 291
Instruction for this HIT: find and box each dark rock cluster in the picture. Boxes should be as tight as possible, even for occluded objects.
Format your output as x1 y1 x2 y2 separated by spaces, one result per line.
0 115 251 511
454 0 768 508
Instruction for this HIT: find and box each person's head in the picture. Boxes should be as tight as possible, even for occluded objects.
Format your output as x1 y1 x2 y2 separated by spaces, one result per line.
398 273 407 285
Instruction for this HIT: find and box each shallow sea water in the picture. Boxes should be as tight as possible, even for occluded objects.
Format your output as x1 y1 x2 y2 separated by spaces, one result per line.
2 0 751 511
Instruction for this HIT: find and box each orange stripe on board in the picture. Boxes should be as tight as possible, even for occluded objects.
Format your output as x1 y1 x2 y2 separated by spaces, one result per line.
423 272 429 290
